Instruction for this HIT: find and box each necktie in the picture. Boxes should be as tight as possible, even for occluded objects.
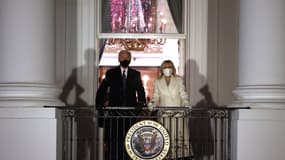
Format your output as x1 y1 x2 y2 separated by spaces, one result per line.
122 70 127 105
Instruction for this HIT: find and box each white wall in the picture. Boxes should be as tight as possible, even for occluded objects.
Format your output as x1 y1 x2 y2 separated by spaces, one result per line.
207 0 239 106
231 109 285 160
0 108 62 160
56 0 96 106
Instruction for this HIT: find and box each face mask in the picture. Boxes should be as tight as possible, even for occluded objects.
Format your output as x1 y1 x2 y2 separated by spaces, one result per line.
120 60 130 68
163 68 173 77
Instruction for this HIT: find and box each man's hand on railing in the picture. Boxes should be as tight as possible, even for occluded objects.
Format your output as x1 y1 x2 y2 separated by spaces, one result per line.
147 102 156 111
185 105 192 110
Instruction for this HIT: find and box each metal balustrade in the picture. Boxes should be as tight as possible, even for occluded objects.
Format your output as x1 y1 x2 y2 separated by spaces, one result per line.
55 106 244 160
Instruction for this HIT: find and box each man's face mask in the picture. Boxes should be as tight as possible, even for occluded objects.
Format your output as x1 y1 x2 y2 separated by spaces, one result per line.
120 60 131 68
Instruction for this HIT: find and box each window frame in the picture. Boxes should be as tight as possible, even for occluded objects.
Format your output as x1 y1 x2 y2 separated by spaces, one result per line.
95 0 188 75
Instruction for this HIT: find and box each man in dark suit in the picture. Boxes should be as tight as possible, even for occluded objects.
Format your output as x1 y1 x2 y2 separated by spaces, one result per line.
96 50 146 159
96 49 146 108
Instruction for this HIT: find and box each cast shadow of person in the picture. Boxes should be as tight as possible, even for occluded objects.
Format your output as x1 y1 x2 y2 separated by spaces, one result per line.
59 49 95 160
188 60 218 160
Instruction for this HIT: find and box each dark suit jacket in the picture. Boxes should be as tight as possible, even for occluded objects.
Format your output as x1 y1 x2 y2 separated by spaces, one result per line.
96 66 146 109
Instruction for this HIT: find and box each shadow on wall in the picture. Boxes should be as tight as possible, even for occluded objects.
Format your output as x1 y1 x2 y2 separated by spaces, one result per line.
195 84 218 107
59 48 96 106
190 84 217 160
188 60 218 159
59 49 96 160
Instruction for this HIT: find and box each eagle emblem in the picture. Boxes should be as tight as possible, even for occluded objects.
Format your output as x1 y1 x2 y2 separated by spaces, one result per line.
135 131 157 155
132 128 165 158
125 120 170 160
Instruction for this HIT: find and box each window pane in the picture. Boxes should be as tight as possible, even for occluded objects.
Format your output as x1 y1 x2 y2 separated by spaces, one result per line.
100 0 183 33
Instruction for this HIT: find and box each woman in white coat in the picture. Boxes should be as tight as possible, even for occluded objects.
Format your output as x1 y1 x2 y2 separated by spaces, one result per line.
148 60 193 159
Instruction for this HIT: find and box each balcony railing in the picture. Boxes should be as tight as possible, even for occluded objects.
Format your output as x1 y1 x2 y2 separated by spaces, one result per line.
55 106 246 160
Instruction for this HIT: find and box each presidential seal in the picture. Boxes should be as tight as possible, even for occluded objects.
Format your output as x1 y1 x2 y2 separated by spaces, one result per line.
125 120 170 160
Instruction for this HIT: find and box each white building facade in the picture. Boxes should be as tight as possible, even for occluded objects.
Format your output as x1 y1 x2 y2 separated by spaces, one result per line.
0 0 285 160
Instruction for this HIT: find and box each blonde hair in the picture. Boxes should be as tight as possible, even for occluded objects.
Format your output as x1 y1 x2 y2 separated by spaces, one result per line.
159 60 176 78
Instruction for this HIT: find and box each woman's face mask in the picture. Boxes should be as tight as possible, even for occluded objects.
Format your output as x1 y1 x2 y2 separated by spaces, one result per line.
163 68 173 77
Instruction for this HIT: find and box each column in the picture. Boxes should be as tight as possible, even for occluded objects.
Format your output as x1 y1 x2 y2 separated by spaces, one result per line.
231 1 285 160
232 0 285 108
0 0 62 107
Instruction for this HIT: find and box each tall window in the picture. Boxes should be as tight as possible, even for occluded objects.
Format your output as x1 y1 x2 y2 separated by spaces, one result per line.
97 0 186 101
